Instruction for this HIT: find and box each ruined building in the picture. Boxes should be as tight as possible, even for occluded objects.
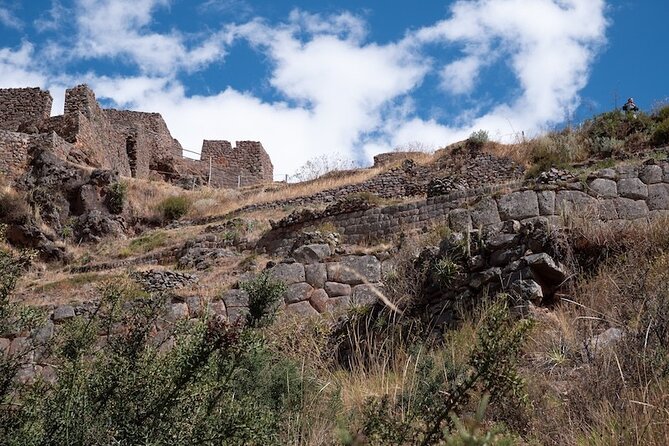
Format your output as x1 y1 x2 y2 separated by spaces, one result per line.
0 85 273 187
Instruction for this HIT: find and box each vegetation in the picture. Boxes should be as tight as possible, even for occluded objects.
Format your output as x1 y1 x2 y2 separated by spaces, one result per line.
158 195 192 221
105 182 127 215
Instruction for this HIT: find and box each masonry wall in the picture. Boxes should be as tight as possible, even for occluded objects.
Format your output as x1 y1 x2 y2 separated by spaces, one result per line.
104 109 183 178
0 88 53 132
0 131 72 180
199 140 274 187
259 162 669 254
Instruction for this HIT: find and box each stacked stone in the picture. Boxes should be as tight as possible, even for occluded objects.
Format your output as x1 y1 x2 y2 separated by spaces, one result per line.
259 160 669 255
0 87 53 132
131 270 198 293
177 233 238 270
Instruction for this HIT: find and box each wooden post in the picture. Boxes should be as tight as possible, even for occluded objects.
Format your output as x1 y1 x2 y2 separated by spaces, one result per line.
237 175 241 188
208 156 212 187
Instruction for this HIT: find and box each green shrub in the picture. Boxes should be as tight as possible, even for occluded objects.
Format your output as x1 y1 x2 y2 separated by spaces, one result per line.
652 119 669 147
467 130 489 151
526 132 586 177
105 182 127 215
158 196 191 221
240 272 287 328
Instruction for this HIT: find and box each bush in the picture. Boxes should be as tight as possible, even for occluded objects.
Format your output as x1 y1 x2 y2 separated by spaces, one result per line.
0 189 31 224
105 182 127 215
240 272 287 328
525 132 586 177
467 130 489 151
158 196 191 221
652 119 669 147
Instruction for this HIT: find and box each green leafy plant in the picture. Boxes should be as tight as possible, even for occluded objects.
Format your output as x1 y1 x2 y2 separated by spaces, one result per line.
467 130 489 151
158 196 192 221
240 272 287 328
105 182 127 215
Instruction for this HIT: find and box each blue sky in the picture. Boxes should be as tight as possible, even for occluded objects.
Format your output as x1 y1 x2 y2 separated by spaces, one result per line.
0 0 667 176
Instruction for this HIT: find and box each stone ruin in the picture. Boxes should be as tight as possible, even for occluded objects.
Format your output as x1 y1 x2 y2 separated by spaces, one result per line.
0 85 274 188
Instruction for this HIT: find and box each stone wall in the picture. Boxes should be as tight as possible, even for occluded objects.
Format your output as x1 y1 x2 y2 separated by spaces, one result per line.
259 161 669 255
0 131 73 180
0 88 53 132
105 109 183 178
200 140 274 187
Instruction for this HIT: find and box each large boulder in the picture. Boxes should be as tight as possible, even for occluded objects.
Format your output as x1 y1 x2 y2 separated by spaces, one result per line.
327 255 381 285
496 191 539 221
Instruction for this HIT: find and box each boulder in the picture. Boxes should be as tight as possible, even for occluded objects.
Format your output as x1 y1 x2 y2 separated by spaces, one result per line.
524 253 567 284
510 279 544 303
647 183 669 211
537 191 556 215
292 244 331 264
52 305 75 323
614 198 649 220
496 191 539 221
449 208 472 232
309 289 330 313
304 264 327 288
617 178 648 200
639 165 663 184
327 255 381 285
284 283 314 304
588 178 617 198
324 282 352 297
351 284 381 306
284 301 319 317
221 289 249 308
270 262 306 285
470 197 501 227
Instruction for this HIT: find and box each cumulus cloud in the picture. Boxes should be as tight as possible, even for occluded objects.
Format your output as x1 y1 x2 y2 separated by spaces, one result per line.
0 44 46 87
70 0 233 75
0 0 609 176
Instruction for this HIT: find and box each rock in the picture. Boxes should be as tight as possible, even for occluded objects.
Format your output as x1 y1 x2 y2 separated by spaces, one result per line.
208 300 227 318
221 289 249 308
524 253 566 284
284 301 319 317
186 296 202 318
470 197 501 227
52 305 75 322
537 191 556 216
327 255 381 285
227 306 249 323
292 244 331 264
647 183 669 211
33 320 54 344
167 302 189 322
487 233 519 250
597 168 617 180
309 289 330 313
614 198 649 220
326 296 351 313
490 248 523 267
351 284 381 306
449 208 472 232
510 279 544 302
555 190 597 213
501 220 521 233
324 282 352 297
639 165 663 184
284 283 314 304
0 338 9 354
496 191 539 221
269 262 306 285
468 255 486 271
586 327 623 353
588 178 617 198
304 264 327 288
617 178 648 200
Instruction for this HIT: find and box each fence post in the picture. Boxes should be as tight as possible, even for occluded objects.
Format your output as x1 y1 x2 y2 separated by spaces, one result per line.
237 175 241 188
208 156 212 187
285 174 288 183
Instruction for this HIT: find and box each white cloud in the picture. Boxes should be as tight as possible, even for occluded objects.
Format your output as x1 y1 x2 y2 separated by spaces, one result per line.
0 44 46 88
70 0 232 75
34 1 68 32
1 0 609 177
0 6 22 30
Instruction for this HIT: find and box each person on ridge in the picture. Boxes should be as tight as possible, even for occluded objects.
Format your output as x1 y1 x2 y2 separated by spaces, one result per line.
622 97 639 112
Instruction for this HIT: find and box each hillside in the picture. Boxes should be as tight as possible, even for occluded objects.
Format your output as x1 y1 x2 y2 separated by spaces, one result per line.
2 103 669 444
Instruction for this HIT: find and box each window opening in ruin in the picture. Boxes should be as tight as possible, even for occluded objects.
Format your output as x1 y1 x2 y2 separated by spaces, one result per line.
126 135 137 177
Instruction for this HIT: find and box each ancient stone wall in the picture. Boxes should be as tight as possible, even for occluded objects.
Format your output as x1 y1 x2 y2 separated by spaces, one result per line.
259 161 669 254
0 88 53 132
104 109 183 178
0 131 73 180
199 140 274 187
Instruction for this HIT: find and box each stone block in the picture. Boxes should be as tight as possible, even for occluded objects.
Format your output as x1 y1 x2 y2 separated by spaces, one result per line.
537 190 556 215
496 190 539 221
351 284 381 306
270 262 305 285
186 296 202 318
598 200 618 221
588 178 617 198
327 255 381 285
647 183 669 211
285 301 319 317
614 198 649 220
309 289 330 313
227 306 249 323
510 279 543 303
52 305 75 323
324 281 352 297
221 289 249 307
470 197 501 227
555 190 597 213
167 302 189 322
596 168 617 180
285 283 314 304
448 208 471 232
305 264 327 288
524 253 567 283
327 296 351 313
639 165 663 184
617 178 648 200
208 300 227 318
292 244 331 264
